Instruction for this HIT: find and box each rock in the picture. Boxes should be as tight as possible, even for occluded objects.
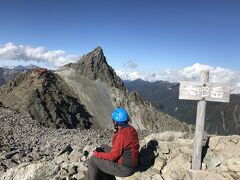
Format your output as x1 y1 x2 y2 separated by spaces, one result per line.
0 163 7 173
204 152 221 169
72 172 87 180
179 146 192 156
68 164 78 176
219 164 228 172
201 163 207 170
4 151 19 159
152 174 163 180
54 153 69 165
60 161 69 176
161 153 191 180
124 172 152 180
186 170 228 180
159 143 170 154
11 152 23 163
153 157 166 171
31 149 41 160
209 136 240 156
77 163 87 173
230 136 239 144
60 168 68 178
204 135 240 178
0 161 59 180
227 160 240 172
175 138 193 147
80 156 88 162
220 172 235 180
144 131 188 144
52 165 61 175
68 150 81 162
57 145 73 157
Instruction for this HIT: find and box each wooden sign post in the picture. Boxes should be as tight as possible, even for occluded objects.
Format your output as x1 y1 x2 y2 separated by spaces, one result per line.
179 71 230 170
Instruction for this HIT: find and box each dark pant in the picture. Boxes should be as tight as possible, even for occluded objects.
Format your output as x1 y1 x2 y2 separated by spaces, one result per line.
87 145 135 180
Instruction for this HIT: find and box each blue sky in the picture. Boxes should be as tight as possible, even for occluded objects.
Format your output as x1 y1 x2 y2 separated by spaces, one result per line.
0 0 240 73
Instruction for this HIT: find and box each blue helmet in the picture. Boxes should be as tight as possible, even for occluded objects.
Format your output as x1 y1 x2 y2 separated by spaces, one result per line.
112 107 128 124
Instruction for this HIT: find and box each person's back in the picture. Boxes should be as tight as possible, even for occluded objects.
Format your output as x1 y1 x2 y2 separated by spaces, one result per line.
112 124 139 168
87 107 139 180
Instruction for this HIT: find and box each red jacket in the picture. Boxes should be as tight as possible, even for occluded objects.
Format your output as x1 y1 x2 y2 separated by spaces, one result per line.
96 125 139 168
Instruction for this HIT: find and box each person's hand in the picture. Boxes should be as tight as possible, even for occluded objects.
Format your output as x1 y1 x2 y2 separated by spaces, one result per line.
93 150 99 157
95 146 104 152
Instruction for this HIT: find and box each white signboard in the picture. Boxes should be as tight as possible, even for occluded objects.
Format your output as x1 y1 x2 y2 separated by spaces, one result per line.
179 81 230 102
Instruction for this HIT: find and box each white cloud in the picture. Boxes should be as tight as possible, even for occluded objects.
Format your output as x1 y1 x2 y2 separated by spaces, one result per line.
0 42 78 68
117 63 240 94
115 70 142 81
123 60 138 69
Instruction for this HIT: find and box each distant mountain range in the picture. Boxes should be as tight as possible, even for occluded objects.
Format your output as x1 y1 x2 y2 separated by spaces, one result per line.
125 79 240 135
0 65 39 86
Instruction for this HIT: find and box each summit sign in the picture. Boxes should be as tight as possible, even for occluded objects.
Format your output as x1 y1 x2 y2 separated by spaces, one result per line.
179 71 230 170
179 81 230 102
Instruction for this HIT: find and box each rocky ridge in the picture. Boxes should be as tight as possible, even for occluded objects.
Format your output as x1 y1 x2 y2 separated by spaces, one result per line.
0 69 96 129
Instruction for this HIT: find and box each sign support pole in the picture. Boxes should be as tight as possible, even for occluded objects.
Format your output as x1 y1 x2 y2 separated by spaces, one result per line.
192 71 209 170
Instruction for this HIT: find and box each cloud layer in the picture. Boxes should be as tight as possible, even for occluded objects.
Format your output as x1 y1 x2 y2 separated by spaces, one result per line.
0 43 239 94
116 63 240 94
0 42 78 67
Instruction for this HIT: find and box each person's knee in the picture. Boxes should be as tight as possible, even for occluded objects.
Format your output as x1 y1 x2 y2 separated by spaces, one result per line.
88 156 97 167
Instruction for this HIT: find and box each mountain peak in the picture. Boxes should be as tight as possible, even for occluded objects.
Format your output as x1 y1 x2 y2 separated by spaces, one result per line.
93 46 103 53
61 47 125 90
80 46 105 64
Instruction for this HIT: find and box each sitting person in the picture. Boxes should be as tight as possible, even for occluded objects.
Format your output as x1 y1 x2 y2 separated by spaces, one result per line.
88 107 139 180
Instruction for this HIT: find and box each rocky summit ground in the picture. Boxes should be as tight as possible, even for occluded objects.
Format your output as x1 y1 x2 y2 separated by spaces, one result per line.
0 105 150 179
1 105 240 180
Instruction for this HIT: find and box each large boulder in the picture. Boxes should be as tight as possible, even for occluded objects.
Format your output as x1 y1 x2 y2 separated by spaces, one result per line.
204 135 240 179
0 161 59 180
